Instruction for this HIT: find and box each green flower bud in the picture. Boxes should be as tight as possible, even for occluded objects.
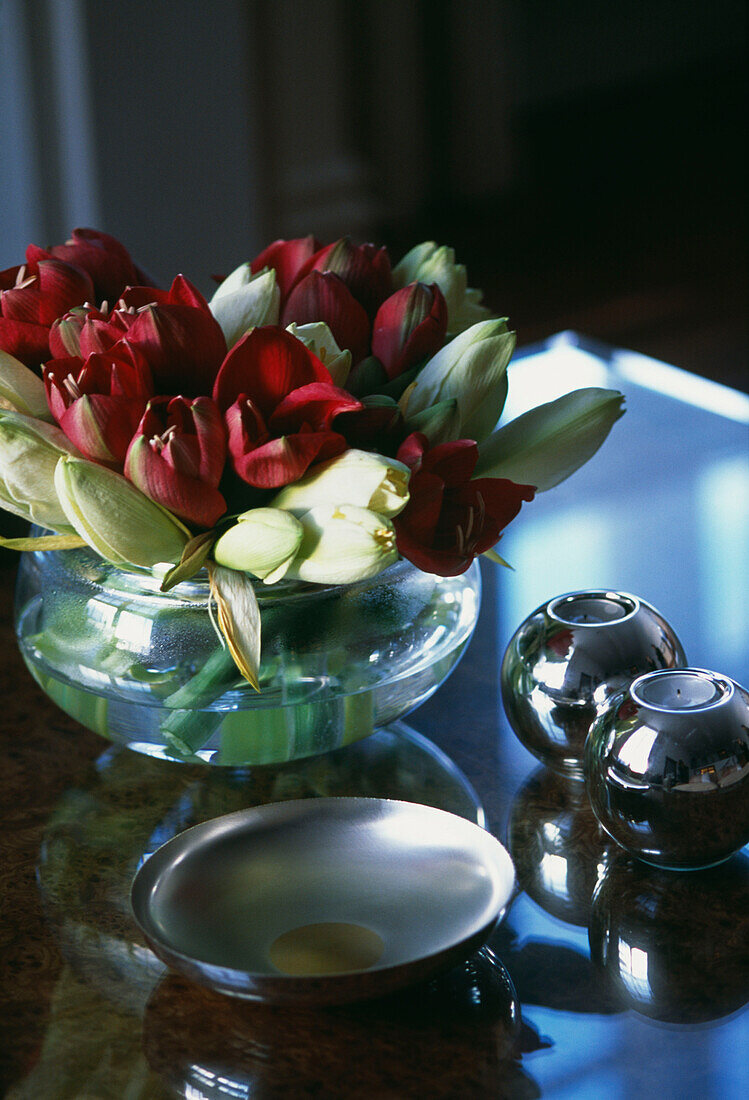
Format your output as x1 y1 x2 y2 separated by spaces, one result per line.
213 507 304 583
286 504 398 584
286 322 352 387
54 455 190 567
475 387 626 490
0 350 53 420
209 264 281 348
0 410 79 532
271 449 410 518
403 320 515 443
392 242 493 333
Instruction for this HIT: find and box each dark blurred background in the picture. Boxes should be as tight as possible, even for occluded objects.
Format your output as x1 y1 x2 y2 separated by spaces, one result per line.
2 0 746 388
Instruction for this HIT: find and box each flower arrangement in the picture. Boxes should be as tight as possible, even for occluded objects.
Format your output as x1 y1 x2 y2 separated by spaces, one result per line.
0 228 624 687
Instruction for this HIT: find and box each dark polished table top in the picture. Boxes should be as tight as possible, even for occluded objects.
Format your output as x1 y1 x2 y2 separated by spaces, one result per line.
1 334 747 1098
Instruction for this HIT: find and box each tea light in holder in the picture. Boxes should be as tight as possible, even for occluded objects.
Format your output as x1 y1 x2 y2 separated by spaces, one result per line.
501 591 686 777
585 669 749 869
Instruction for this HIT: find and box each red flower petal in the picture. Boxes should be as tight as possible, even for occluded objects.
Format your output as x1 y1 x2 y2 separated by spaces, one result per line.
372 282 448 379
60 393 147 466
27 228 145 304
250 236 321 301
470 477 536 549
213 326 331 415
270 382 362 434
421 439 479 486
122 300 227 395
229 430 347 489
125 433 226 527
302 238 394 317
0 317 50 367
281 271 371 363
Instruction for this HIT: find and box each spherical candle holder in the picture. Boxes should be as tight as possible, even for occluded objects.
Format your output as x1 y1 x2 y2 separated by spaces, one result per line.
501 591 686 777
585 669 749 869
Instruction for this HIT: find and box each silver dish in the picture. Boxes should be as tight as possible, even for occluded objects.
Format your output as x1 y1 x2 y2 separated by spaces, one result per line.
131 797 515 1004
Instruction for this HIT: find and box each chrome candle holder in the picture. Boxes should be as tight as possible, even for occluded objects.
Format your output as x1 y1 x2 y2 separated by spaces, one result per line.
585 668 749 869
501 591 686 777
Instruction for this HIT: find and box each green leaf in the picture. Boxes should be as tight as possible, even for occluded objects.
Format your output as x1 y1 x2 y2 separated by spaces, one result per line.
160 529 216 591
405 398 460 445
476 387 626 491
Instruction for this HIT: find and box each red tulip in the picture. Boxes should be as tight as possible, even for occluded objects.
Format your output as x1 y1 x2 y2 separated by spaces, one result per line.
301 237 393 317
44 343 153 466
393 432 535 576
371 282 448 379
0 259 94 367
49 304 110 358
282 271 370 363
249 236 320 301
125 395 227 527
26 227 148 304
49 276 226 397
213 326 362 488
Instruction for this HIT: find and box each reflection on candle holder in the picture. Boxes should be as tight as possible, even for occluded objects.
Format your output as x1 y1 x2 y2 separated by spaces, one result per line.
585 670 749 869
501 591 686 777
589 849 749 1023
143 949 531 1099
508 766 615 926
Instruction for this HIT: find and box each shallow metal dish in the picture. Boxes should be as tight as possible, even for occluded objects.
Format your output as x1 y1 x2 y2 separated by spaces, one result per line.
131 797 515 1004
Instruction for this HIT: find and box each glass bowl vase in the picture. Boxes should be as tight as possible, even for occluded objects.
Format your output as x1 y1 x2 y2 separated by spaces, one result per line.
14 537 480 766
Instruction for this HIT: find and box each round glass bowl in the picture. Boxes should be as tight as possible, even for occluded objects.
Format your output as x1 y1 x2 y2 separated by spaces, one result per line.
15 541 480 766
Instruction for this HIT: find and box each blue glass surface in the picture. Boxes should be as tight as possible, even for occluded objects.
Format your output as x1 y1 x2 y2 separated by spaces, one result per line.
415 333 749 1099
501 332 749 687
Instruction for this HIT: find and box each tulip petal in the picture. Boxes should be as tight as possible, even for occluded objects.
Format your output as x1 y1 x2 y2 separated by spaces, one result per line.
0 317 51 367
60 393 147 466
213 326 331 415
213 507 304 579
270 449 410 518
0 350 53 419
421 439 478 486
29 227 143 303
475 387 626 490
0 410 80 531
209 267 281 348
405 320 514 442
285 322 352 387
208 563 261 690
229 430 346 489
123 300 227 395
282 271 370 363
372 282 448 379
54 455 190 567
305 238 393 317
250 236 320 300
125 434 227 527
286 504 398 584
270 382 362 433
